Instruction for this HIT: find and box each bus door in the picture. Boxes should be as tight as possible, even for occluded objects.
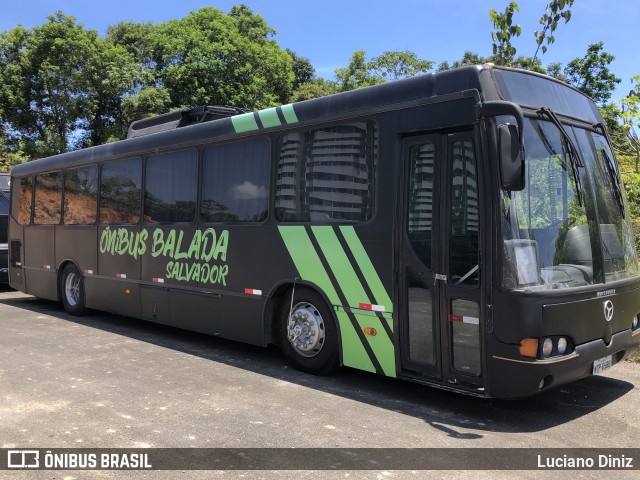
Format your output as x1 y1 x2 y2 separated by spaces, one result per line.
400 131 483 388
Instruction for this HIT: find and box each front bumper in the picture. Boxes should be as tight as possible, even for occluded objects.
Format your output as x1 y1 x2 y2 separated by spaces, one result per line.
486 328 640 398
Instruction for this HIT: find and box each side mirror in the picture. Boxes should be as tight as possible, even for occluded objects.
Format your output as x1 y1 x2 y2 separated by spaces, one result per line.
498 123 525 191
480 101 526 191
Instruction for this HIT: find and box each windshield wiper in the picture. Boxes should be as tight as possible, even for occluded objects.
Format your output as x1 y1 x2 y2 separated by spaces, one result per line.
601 147 625 217
537 107 584 207
592 122 625 217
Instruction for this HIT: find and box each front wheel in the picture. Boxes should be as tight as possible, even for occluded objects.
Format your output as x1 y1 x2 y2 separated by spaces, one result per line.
59 263 87 316
279 288 339 375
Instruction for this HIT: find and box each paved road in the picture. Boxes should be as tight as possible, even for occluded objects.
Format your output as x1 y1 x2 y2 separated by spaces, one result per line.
1 286 639 479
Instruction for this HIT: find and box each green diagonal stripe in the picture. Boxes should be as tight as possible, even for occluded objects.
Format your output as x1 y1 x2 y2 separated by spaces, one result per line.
258 107 281 128
280 104 299 124
311 226 396 377
278 226 375 373
231 112 259 133
340 226 393 328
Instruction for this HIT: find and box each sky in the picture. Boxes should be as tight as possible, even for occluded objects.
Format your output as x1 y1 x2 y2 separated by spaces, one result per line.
0 0 638 103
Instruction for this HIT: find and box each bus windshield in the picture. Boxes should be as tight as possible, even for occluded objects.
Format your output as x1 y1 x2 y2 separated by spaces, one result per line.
501 117 639 290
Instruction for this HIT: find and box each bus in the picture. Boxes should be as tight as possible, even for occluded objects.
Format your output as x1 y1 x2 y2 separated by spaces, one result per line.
8 65 640 398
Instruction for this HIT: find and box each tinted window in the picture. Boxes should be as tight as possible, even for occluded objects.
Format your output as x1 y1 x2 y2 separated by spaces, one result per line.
201 138 270 223
146 150 197 223
407 141 436 268
34 171 62 225
64 166 98 225
13 177 32 225
100 158 142 224
0 194 8 243
494 70 599 122
0 193 8 215
275 122 377 223
0 174 9 193
449 139 479 286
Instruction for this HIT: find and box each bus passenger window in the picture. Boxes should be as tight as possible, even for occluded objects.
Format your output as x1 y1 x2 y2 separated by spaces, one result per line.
34 171 62 225
201 138 270 223
100 158 142 225
64 166 98 225
145 150 197 223
14 177 33 225
275 122 377 223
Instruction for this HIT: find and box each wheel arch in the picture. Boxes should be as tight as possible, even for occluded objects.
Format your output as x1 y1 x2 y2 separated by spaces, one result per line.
56 258 83 302
263 279 344 366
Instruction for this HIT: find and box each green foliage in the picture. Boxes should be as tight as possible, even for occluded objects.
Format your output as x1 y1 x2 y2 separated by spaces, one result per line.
335 49 432 92
290 78 338 102
286 49 315 90
335 50 384 92
437 51 489 72
367 50 432 80
0 6 299 157
533 0 574 62
490 1 573 69
0 12 140 158
490 2 521 66
151 6 294 110
564 42 621 105
546 62 568 82
106 21 156 68
0 149 28 172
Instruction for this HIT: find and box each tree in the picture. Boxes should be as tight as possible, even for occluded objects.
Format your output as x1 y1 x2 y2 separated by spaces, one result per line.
367 50 432 81
490 2 521 66
532 0 574 63
151 6 294 110
564 42 621 105
286 49 315 90
490 1 574 68
0 12 139 158
546 62 568 82
438 51 489 72
620 76 640 173
335 50 383 92
290 78 338 102
335 49 431 92
106 21 156 68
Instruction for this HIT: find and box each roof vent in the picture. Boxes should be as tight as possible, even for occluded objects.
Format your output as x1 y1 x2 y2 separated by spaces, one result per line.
127 105 248 139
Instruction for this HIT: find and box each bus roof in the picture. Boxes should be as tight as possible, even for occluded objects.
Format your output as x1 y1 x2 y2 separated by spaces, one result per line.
10 65 595 177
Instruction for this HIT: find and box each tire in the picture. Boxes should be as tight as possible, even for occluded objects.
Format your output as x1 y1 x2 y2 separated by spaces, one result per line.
279 288 339 375
59 263 88 316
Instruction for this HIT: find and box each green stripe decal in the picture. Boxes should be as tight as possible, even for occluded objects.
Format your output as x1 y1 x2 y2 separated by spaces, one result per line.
311 226 396 377
339 226 394 327
231 112 259 133
258 108 281 128
280 104 299 124
278 226 375 373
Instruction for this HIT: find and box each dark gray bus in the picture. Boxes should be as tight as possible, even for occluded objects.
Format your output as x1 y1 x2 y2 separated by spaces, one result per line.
8 65 640 398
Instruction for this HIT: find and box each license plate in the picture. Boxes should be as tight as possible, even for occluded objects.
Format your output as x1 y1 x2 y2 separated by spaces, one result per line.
593 355 613 375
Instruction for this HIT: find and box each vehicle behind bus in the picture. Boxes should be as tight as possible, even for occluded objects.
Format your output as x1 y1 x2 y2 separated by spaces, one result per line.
0 173 10 283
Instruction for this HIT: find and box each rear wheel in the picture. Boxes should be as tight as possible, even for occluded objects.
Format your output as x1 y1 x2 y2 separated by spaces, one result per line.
60 263 87 316
279 288 339 375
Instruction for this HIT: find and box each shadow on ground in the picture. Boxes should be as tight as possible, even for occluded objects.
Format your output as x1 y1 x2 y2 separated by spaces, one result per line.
1 292 635 440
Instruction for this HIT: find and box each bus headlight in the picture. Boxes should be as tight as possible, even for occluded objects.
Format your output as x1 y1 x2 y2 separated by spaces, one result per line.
542 338 553 358
557 337 568 354
633 315 638 330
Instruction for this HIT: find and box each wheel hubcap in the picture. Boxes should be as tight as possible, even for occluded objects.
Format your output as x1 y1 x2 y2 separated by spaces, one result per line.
287 302 325 357
65 272 80 307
